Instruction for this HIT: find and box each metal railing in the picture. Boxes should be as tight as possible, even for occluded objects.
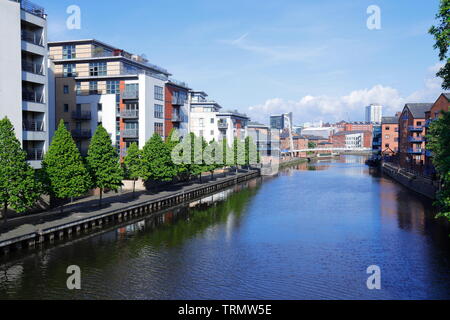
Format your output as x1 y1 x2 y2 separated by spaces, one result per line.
22 61 44 75
122 90 139 100
18 0 46 18
21 30 43 46
71 129 92 139
22 91 44 103
408 126 423 132
169 78 189 89
218 121 228 129
407 148 424 154
120 110 139 119
23 120 44 131
408 136 424 143
72 111 92 120
171 114 182 122
172 97 186 105
26 148 44 161
121 129 139 138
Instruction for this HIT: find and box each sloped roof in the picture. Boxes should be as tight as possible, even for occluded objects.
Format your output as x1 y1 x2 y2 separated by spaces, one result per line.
381 116 399 124
405 103 433 118
443 93 450 101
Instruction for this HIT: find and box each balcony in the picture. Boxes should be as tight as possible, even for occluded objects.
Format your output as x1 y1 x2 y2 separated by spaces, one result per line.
408 126 423 132
72 111 92 120
22 91 43 103
122 90 139 100
21 30 43 46
408 136 424 143
407 148 424 155
172 97 185 106
71 129 92 139
172 114 182 122
19 0 46 18
120 110 139 119
218 121 228 129
23 120 44 132
121 129 139 138
22 61 44 75
26 148 44 161
76 89 102 96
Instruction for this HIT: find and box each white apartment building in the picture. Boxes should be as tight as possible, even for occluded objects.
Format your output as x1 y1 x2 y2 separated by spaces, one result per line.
345 132 364 149
0 0 51 169
48 39 171 158
365 104 383 123
189 91 249 144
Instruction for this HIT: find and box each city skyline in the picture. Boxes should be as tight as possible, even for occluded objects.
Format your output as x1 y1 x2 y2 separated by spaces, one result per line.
35 0 443 124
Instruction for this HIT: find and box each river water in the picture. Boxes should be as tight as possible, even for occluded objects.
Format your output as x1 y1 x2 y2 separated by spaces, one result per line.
0 155 449 300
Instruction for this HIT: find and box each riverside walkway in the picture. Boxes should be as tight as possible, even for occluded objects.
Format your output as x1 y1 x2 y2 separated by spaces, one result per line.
0 169 260 254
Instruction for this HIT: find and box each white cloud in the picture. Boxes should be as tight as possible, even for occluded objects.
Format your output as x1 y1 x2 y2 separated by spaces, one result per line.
246 65 444 124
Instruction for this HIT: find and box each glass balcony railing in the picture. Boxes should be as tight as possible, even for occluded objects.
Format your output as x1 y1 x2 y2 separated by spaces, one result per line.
22 61 44 75
72 111 92 120
23 120 44 132
408 136 424 143
22 91 44 103
408 126 423 132
218 121 228 129
120 110 139 119
71 129 92 139
121 129 139 138
26 148 44 161
21 30 43 46
407 148 424 154
17 0 46 18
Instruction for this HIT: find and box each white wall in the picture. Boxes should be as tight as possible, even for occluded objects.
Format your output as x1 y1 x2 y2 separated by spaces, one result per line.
0 0 22 141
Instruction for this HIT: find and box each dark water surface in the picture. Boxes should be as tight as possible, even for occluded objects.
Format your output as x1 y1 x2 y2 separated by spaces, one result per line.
0 156 449 300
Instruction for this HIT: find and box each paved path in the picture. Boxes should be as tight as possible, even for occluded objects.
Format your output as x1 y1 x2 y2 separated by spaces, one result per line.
0 169 256 243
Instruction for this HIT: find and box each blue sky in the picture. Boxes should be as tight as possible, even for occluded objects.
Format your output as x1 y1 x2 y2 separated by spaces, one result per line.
39 0 444 124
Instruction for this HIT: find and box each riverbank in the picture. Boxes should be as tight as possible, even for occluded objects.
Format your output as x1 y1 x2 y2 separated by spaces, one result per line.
381 162 438 199
0 169 260 255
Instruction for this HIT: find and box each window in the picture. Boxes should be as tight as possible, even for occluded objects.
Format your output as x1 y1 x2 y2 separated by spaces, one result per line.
89 62 107 76
97 103 102 111
89 81 98 94
210 130 214 135
64 104 69 112
63 85 69 94
154 123 163 136
154 104 163 119
62 45 76 59
106 81 120 94
76 82 82 95
210 118 214 124
154 86 163 101
199 118 204 127
385 126 390 130
63 64 76 77
199 130 204 137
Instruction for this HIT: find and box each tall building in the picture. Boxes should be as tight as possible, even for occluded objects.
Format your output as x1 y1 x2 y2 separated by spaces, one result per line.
270 112 293 130
365 104 383 123
48 39 171 158
0 0 50 169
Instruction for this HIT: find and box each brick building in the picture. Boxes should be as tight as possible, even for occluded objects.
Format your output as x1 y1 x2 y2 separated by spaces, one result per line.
331 130 372 149
381 116 399 155
398 103 433 169
344 122 374 132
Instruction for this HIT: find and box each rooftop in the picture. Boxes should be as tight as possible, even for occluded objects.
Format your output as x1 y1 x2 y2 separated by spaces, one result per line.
12 0 46 19
404 103 433 118
381 116 399 124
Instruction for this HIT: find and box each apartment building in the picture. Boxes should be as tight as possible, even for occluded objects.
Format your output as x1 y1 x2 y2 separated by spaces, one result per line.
164 79 190 139
217 110 249 143
344 122 374 132
280 132 308 158
381 116 399 155
331 131 372 149
0 0 51 169
398 103 432 168
365 104 383 123
189 91 222 142
48 39 171 157
270 112 293 130
247 122 272 157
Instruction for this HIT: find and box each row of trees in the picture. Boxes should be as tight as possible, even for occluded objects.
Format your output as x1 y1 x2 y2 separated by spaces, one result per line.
428 0 450 223
0 117 260 223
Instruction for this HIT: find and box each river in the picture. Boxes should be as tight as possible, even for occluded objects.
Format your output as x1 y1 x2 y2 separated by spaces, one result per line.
0 155 449 300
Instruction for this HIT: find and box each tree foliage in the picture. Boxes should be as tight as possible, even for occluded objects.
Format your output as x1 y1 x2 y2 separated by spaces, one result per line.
42 120 91 204
167 129 191 180
123 142 142 197
427 111 450 220
429 0 450 89
86 125 123 205
142 133 176 182
0 117 41 222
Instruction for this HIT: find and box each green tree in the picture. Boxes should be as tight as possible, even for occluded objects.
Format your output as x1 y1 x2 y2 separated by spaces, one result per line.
142 133 176 187
204 139 222 180
0 118 41 224
86 125 123 207
188 133 204 182
166 129 191 180
244 136 259 169
42 120 90 212
308 142 317 149
123 142 142 198
427 112 450 221
429 0 450 89
232 137 245 174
